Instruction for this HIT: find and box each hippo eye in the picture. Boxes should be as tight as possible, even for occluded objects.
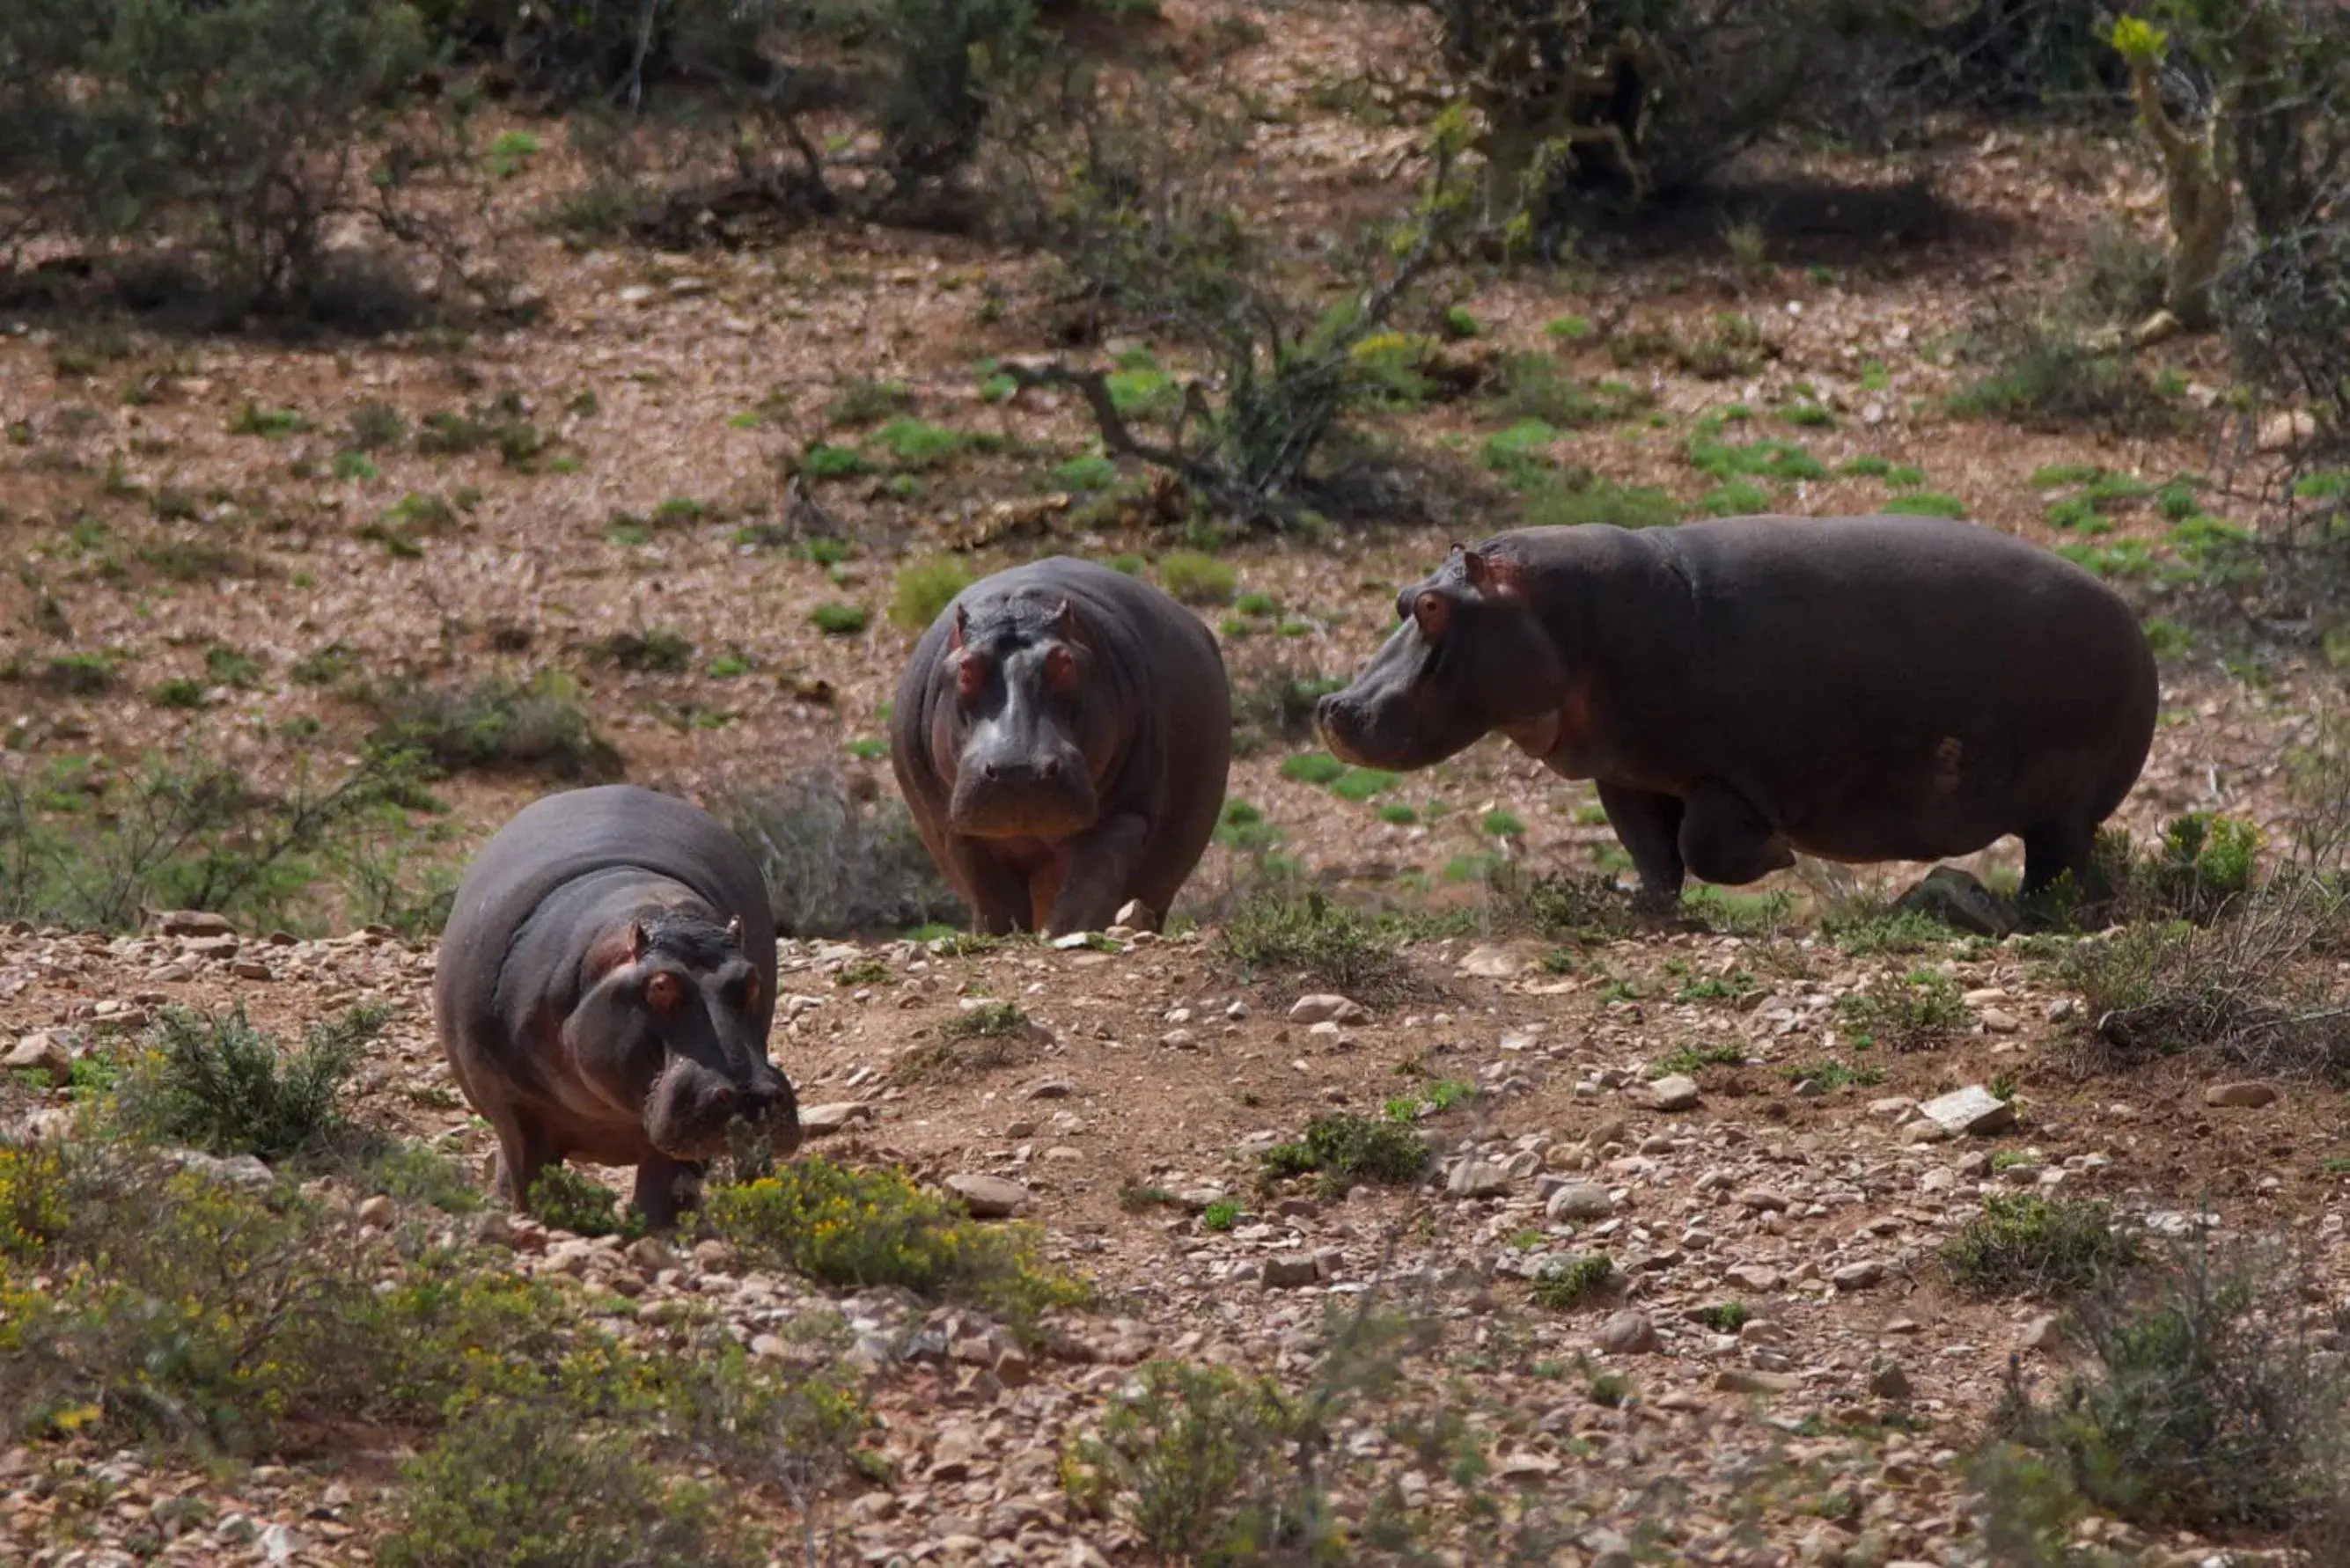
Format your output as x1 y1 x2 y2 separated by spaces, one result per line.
955 651 988 703
1412 590 1451 641
644 971 685 1014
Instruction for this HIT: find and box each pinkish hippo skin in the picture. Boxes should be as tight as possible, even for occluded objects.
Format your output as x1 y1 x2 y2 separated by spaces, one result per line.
433 784 799 1229
1318 513 2159 912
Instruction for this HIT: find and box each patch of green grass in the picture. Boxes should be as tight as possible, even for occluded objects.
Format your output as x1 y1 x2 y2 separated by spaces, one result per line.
2030 463 2104 488
1775 1059 1884 1092
890 556 972 633
526 1164 644 1240
875 416 962 469
1653 1042 1744 1076
1157 553 1237 606
1049 453 1120 493
334 450 380 481
1942 1193 2136 1297
1691 1301 1751 1332
364 671 620 782
2056 539 2159 578
1259 1112 1432 1193
825 377 914 428
1201 1199 1240 1231
150 676 205 709
203 646 261 687
1781 402 1834 428
1376 802 1417 825
802 443 870 480
1442 305 1480 340
486 128 543 178
941 1000 1030 1041
1481 809 1524 839
1532 1253 1613 1310
1481 419 1563 486
1221 888 1412 1001
1278 752 1347 786
226 402 309 438
1685 429 1825 483
1882 491 1967 518
1524 474 1681 530
1698 479 1775 516
1822 905 1955 956
707 1155 1088 1325
1544 314 1594 341
1839 454 1894 478
1836 968 1968 1051
1328 767 1400 802
811 603 869 636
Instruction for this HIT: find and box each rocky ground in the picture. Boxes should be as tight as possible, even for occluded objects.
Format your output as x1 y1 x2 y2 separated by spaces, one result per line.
4 0 2348 1560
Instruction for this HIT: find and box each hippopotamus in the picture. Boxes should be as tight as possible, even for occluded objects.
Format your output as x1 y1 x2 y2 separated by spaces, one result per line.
1316 515 2160 908
890 556 1231 936
432 783 801 1228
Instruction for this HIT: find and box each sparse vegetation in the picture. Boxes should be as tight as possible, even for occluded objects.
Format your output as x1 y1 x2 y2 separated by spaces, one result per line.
892 555 973 632
716 766 965 939
1220 888 1412 1000
113 1002 383 1164
1259 1112 1433 1194
1942 1194 2138 1298
364 674 621 782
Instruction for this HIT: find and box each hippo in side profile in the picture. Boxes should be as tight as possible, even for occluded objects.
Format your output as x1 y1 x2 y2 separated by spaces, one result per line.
890 556 1230 936
1317 515 2160 909
433 784 800 1228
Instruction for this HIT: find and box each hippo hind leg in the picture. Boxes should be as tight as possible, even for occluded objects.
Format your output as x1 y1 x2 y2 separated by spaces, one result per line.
1596 782 1688 913
2020 817 2100 899
1677 779 1796 889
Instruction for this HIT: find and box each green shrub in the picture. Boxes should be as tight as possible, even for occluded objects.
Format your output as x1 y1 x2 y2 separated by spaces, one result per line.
705 1156 1088 1326
1532 1253 1613 1310
1881 490 1967 518
525 1164 642 1239
1260 1112 1432 1193
891 555 972 633
114 1002 383 1164
379 1399 764 1568
1158 552 1237 605
1061 1361 1300 1561
811 602 870 635
1220 889 1412 1000
1835 967 1967 1051
365 673 621 781
1942 1193 2137 1298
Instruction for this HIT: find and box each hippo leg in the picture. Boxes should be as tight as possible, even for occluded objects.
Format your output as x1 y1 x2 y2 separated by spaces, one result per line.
2020 817 2097 898
1041 812 1151 937
944 840 1039 934
632 1153 705 1232
1597 782 1687 912
488 1112 559 1215
1676 779 1797 888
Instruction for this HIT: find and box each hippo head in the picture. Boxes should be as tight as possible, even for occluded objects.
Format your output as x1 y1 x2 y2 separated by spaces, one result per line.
566 910 801 1163
1317 544 1567 771
936 590 1107 840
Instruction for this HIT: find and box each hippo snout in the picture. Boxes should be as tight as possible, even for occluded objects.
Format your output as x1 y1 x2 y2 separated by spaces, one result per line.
948 742 1098 840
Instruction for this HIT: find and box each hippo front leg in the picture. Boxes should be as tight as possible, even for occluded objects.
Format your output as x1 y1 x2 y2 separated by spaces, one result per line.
632 1152 706 1232
1596 782 1686 912
1677 778 1796 888
1039 811 1151 938
944 839 1038 934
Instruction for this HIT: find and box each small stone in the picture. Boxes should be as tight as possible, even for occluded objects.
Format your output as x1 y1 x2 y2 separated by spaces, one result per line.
157 909 235 937
1869 1360 1913 1400
1445 1160 1513 1199
1737 1188 1790 1213
1596 1309 1658 1354
1260 1254 1321 1289
259 1523 305 1564
2204 1081 2280 1109
1832 1259 1885 1289
797 1101 874 1135
1724 1263 1782 1293
1546 1182 1614 1221
1025 1079 1075 1100
1649 1074 1701 1112
3 1032 71 1086
1456 942 1541 978
944 1174 1029 1219
2021 1313 2063 1352
230 958 274 980
1113 898 1157 932
1715 1367 1798 1395
356 1195 397 1228
1919 1084 2016 1136
1288 993 1370 1027
1160 1029 1199 1050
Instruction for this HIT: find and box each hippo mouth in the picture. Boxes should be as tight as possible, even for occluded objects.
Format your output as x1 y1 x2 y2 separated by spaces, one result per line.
1316 692 1412 770
643 1059 802 1162
946 772 1098 842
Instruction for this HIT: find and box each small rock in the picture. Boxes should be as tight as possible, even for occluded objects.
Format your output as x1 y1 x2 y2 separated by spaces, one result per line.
1260 1254 1321 1289
1724 1263 1782 1293
183 933 240 959
2258 407 2317 452
356 1195 397 1228
2204 1081 2280 1110
1649 1074 1701 1112
1715 1367 1798 1395
157 909 235 937
797 1101 874 1135
944 1174 1030 1219
259 1523 305 1564
1025 1079 1075 1100
230 958 274 980
1445 1160 1513 1199
2021 1313 2063 1352
1832 1259 1885 1289
1114 898 1157 932
1456 942 1542 978
1893 866 2016 937
1919 1084 2016 1136
3 1031 72 1087
1596 1309 1658 1354
1737 1188 1790 1213
1546 1181 1614 1221
1160 1029 1199 1050
1869 1360 1913 1400
1288 993 1370 1027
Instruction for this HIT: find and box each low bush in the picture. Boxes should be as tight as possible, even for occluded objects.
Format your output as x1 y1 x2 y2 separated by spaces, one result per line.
1259 1112 1432 1194
714 766 966 939
1219 889 1414 1000
364 673 622 782
704 1156 1088 1330
1942 1194 2138 1298
1835 967 1967 1051
892 555 973 633
113 1002 384 1164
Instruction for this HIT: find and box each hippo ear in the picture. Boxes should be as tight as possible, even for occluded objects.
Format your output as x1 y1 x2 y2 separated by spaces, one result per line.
724 914 743 948
1460 549 1494 591
628 920 647 961
947 602 969 652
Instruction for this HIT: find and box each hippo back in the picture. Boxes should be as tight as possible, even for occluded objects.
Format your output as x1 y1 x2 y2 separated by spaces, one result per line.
436 785 777 1043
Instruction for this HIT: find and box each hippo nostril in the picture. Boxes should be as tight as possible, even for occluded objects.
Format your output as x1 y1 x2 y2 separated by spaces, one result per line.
982 763 1000 780
1043 759 1061 780
711 1085 737 1107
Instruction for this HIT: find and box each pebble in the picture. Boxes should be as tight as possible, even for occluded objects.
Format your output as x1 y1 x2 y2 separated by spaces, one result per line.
2203 1081 2280 1109
1288 993 1370 1026
1596 1309 1658 1354
1918 1084 2016 1136
1546 1182 1614 1221
1649 1074 1701 1112
1260 1255 1321 1289
944 1175 1030 1219
1445 1160 1513 1199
